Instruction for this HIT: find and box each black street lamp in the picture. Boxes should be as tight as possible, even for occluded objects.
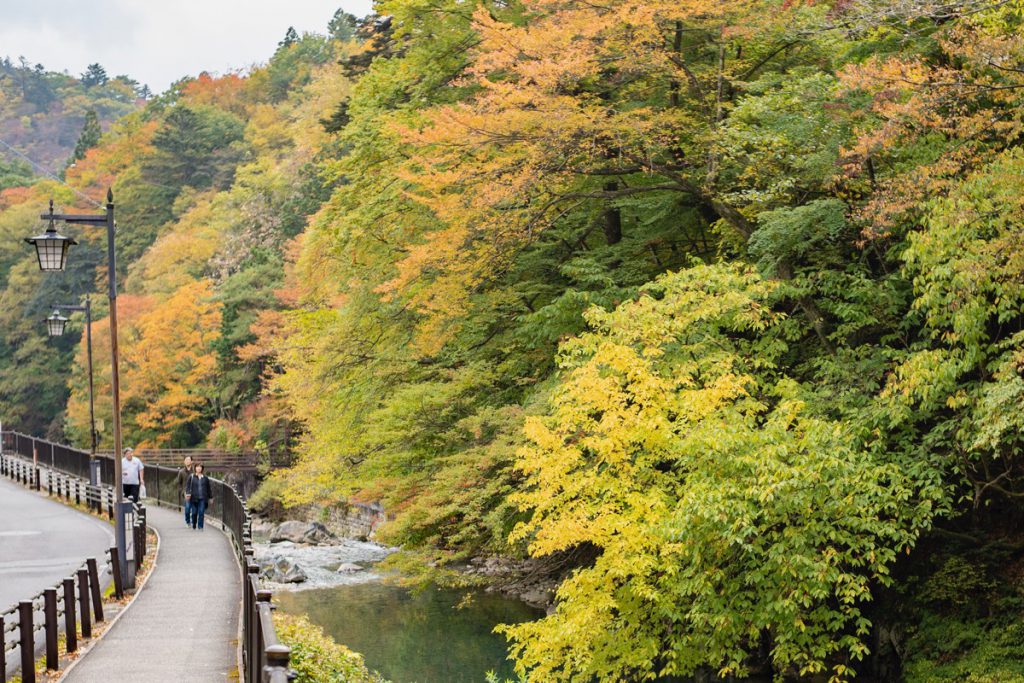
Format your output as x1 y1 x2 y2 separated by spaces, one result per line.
46 310 69 337
28 191 129 588
25 200 77 271
47 297 99 482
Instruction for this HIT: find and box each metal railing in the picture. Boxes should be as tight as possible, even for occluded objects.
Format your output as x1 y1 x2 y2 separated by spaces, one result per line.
0 451 139 683
0 431 293 682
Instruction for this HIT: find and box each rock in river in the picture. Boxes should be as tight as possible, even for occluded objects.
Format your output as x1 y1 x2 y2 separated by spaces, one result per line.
269 520 337 546
260 556 308 584
336 562 363 573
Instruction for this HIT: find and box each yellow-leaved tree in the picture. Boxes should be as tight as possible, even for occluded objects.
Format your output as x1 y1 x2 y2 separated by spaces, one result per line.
502 263 942 681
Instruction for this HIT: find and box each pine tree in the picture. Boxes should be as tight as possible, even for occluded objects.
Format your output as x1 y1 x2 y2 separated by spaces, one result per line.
80 63 108 88
66 109 101 169
278 27 299 50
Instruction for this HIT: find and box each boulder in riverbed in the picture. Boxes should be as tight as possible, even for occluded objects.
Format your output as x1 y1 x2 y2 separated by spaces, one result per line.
259 556 308 583
336 562 363 573
269 520 337 545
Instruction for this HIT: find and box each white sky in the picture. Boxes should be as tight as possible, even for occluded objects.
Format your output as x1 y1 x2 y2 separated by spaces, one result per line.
0 0 376 94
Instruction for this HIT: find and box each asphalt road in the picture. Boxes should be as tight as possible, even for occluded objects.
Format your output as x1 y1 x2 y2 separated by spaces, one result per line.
0 477 114 614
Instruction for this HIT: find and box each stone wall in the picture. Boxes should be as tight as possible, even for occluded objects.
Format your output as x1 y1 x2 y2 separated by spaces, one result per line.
290 501 386 541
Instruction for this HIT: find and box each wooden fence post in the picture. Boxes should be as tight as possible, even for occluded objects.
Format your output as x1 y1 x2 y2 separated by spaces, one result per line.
87 558 104 622
77 568 91 638
44 588 58 670
19 600 34 683
109 546 124 599
63 577 77 653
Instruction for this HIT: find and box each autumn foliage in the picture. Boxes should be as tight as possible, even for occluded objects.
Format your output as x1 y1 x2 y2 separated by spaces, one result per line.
3 2 1024 680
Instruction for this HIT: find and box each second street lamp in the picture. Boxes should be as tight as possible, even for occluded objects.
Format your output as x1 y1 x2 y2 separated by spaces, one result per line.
27 191 130 588
46 310 69 337
47 297 99 486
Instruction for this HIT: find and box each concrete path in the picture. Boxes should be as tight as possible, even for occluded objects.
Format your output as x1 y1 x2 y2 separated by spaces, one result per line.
0 477 114 613
63 504 240 683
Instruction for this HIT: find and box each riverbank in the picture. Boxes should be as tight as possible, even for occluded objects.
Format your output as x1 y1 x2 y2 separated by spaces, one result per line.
251 506 567 609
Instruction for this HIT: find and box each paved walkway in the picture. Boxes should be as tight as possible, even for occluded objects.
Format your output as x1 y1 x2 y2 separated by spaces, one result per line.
0 478 113 613
64 504 240 682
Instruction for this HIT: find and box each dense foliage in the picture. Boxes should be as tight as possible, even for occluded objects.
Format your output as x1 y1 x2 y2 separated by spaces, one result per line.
275 613 388 683
1 1 1024 679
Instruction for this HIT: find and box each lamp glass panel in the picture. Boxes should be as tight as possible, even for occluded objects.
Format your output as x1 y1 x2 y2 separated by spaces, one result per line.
47 314 67 337
36 238 69 272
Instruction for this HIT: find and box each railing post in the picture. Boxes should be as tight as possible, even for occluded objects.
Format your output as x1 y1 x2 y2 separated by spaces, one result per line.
0 614 6 682
133 520 143 573
139 508 148 559
63 577 77 653
87 558 104 622
19 600 34 683
109 546 124 599
77 568 91 638
245 564 259 683
44 588 58 670
255 590 273 683
263 644 292 683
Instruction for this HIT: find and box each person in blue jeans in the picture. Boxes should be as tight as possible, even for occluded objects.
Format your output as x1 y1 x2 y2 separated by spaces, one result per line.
184 463 213 530
175 455 195 527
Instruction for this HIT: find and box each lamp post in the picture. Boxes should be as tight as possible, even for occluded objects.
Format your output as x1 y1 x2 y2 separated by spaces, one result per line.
47 297 99 484
27 192 128 588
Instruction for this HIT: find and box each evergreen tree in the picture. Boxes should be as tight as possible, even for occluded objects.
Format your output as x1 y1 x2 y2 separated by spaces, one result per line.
66 109 102 168
278 27 299 51
80 62 108 88
328 10 358 41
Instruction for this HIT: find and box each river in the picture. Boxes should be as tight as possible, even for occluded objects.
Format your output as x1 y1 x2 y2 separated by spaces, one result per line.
256 536 543 682
276 582 542 682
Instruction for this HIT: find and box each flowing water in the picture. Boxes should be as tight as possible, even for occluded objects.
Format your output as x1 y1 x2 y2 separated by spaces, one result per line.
275 582 543 683
255 535 542 682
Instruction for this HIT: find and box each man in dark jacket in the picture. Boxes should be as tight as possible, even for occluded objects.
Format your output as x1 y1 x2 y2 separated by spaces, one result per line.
185 463 213 530
175 456 194 527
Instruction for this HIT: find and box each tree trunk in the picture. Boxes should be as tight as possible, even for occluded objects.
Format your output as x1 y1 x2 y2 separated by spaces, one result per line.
602 181 623 245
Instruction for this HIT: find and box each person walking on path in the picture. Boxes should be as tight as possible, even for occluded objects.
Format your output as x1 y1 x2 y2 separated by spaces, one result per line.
185 463 213 530
175 455 195 527
121 447 145 503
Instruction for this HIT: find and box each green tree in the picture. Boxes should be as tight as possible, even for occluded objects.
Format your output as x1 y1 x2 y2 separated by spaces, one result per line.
328 10 358 41
66 109 102 168
80 62 109 88
0 157 33 190
142 104 246 194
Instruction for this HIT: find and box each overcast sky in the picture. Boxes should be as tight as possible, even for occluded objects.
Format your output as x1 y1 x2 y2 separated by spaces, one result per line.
0 0 376 94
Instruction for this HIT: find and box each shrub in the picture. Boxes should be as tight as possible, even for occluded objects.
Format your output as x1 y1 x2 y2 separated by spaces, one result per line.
274 612 387 683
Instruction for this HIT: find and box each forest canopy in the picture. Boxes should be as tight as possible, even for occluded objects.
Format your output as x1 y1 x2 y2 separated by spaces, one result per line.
2 1 1024 680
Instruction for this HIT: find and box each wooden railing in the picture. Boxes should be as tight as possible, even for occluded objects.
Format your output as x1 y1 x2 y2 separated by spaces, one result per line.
0 450 143 683
96 448 258 472
2 431 292 682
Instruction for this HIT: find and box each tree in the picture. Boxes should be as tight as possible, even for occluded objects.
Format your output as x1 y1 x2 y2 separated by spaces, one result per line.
142 104 246 194
502 264 941 680
66 109 102 169
80 62 108 88
278 27 299 51
0 157 33 191
328 10 358 41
